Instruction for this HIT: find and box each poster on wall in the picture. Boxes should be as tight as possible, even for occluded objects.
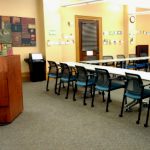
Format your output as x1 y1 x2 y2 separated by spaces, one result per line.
0 15 36 56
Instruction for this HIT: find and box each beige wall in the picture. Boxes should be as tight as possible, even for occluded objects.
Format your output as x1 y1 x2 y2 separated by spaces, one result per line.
136 14 150 54
1 0 149 76
60 2 125 59
0 0 44 73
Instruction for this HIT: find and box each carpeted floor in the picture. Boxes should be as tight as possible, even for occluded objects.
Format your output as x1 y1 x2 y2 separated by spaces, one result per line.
0 80 150 150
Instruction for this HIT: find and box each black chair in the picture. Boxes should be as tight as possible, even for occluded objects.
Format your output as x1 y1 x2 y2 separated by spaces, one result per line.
92 68 125 112
116 55 126 68
136 53 148 72
126 54 136 69
144 99 150 127
119 73 150 125
73 65 95 105
46 61 61 94
58 63 76 99
102 56 115 66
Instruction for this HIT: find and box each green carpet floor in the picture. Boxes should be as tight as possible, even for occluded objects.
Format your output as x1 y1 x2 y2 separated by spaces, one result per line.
0 80 150 150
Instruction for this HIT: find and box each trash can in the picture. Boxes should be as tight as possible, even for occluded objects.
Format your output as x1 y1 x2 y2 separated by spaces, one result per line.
24 53 46 82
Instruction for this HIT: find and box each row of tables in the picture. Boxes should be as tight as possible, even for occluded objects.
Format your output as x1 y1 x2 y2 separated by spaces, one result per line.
80 56 150 64
63 56 150 81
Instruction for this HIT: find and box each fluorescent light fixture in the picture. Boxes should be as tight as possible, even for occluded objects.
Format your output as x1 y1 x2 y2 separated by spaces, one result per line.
61 0 106 7
129 10 150 15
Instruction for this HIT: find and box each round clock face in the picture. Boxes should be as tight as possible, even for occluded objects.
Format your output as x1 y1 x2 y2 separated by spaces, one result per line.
130 16 135 23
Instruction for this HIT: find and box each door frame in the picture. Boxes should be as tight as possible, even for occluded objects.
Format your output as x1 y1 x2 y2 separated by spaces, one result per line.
75 15 103 62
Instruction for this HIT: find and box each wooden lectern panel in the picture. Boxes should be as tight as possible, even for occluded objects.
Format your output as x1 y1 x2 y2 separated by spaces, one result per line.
0 55 23 124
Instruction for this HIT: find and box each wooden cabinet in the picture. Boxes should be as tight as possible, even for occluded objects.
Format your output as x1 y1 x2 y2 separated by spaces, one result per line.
0 55 23 124
136 45 149 57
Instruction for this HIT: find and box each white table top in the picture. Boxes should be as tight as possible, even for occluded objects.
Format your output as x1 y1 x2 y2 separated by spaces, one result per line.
80 56 150 64
63 62 150 81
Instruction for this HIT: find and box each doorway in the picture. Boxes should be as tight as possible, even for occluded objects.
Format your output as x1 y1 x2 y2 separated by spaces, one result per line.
75 15 102 61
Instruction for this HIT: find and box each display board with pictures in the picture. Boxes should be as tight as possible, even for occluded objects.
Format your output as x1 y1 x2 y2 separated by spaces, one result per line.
0 16 36 56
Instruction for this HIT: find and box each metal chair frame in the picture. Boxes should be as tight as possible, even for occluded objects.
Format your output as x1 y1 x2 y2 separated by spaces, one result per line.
73 65 95 106
92 68 125 112
46 61 61 94
119 72 150 125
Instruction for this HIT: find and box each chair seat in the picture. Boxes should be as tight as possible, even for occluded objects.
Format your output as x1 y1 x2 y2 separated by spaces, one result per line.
48 73 61 78
125 89 150 100
76 79 95 87
136 63 146 68
61 75 76 82
126 65 136 69
95 82 124 91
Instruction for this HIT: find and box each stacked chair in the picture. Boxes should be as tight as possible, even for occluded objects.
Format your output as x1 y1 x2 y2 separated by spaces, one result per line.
119 72 150 126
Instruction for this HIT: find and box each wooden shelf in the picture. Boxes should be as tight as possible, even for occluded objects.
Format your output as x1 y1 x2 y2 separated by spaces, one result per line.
0 55 23 124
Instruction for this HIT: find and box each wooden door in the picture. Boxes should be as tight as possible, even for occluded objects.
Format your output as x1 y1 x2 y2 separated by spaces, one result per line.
75 15 102 62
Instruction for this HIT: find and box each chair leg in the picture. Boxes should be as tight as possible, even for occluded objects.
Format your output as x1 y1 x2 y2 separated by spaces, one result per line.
102 91 105 102
119 94 126 117
90 86 93 97
55 77 58 94
46 76 50 91
91 86 95 107
58 80 62 95
106 91 110 112
144 99 150 127
65 81 70 99
73 84 77 101
136 99 142 124
83 86 87 105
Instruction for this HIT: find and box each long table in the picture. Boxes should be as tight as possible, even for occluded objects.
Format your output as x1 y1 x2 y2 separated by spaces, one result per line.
80 56 150 65
63 62 150 81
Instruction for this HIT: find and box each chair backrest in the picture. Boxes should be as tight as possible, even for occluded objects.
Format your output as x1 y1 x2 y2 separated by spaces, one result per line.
95 68 110 87
102 55 114 66
47 61 58 75
116 55 126 68
140 52 148 57
125 73 143 95
128 54 136 65
103 55 113 60
117 55 125 59
129 54 136 58
60 63 71 78
75 65 88 82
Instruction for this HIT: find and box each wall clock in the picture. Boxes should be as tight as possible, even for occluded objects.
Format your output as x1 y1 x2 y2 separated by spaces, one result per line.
130 16 135 23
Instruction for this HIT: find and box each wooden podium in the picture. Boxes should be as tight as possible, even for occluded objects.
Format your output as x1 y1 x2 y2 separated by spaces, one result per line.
0 55 23 125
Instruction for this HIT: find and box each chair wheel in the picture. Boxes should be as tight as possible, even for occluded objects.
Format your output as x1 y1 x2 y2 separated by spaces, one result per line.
144 124 148 127
119 114 123 117
65 96 68 99
84 103 87 106
136 120 140 124
91 104 94 107
106 109 109 112
73 98 76 101
46 89 49 91
109 99 112 103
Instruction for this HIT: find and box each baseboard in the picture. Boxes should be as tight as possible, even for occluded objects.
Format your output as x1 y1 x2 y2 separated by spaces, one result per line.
22 72 30 82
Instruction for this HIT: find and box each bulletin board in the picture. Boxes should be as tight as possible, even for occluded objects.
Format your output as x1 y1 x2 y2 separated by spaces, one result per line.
0 16 36 56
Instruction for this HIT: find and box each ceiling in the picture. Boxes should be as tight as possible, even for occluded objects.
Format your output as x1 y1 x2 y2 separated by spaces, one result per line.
61 0 150 8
